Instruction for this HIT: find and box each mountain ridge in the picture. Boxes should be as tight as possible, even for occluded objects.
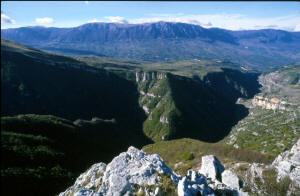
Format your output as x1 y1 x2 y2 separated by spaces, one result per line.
2 22 300 71
1 22 239 44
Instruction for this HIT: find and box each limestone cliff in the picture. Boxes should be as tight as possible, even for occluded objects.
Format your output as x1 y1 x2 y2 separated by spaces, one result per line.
136 71 175 141
251 95 287 111
136 71 167 82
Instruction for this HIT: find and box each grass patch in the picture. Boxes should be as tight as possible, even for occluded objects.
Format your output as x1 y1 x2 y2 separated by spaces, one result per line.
181 152 195 161
143 138 274 175
262 168 291 196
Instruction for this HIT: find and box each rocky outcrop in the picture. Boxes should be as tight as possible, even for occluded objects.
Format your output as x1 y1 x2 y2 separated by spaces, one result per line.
252 95 287 110
272 138 300 187
60 147 248 196
60 146 180 196
231 138 300 195
136 71 167 82
143 105 150 114
222 170 241 190
199 155 225 181
72 162 107 191
177 175 215 196
159 116 169 124
58 139 300 196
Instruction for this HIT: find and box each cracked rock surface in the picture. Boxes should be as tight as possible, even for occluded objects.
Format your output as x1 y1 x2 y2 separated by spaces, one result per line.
60 147 250 196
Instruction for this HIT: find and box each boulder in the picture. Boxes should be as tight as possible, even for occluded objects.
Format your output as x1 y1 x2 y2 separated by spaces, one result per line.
199 155 225 181
177 176 215 196
222 170 241 190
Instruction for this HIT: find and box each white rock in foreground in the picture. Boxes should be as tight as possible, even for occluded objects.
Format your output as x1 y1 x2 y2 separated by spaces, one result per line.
75 162 107 190
177 171 215 196
222 170 241 190
272 138 300 187
60 146 180 196
60 147 248 196
240 138 300 195
199 155 225 181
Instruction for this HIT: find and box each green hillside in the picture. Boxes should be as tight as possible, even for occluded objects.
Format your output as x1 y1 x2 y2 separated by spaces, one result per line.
1 39 262 143
225 63 300 156
0 39 151 196
143 138 274 176
1 39 147 134
1 114 151 196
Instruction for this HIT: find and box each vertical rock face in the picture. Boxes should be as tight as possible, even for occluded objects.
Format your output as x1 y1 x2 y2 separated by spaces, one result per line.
136 71 173 142
136 71 167 82
199 155 225 181
159 116 169 124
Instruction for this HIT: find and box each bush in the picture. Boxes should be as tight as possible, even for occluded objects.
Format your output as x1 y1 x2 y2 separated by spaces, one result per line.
159 174 178 196
181 152 194 161
262 168 291 196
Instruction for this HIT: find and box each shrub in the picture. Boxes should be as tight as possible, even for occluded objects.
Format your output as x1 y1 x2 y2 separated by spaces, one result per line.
181 152 194 161
262 168 291 196
159 174 178 196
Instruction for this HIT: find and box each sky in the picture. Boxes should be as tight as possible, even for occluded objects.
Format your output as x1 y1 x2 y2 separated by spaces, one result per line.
1 1 300 31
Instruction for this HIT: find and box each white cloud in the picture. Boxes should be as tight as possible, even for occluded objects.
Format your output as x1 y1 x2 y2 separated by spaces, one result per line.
130 13 300 31
294 24 300 32
104 16 128 24
132 17 213 28
1 13 15 24
87 18 104 23
35 17 54 24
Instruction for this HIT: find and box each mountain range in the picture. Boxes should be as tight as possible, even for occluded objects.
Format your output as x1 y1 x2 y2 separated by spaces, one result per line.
2 22 300 71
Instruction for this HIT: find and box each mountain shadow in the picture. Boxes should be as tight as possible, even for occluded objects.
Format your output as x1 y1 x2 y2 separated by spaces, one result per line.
137 69 261 143
203 68 262 103
1 38 153 162
1 39 148 135
166 74 253 142
1 114 152 196
1 39 152 195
